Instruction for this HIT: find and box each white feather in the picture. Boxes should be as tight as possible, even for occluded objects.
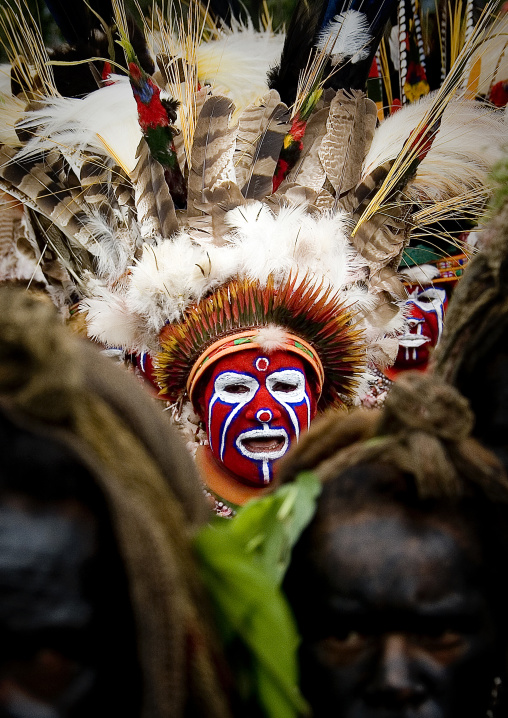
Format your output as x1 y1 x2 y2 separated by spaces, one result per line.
363 94 506 202
315 10 372 65
82 281 146 351
399 264 440 283
224 201 366 289
196 21 284 116
15 78 141 174
126 233 238 333
85 216 136 280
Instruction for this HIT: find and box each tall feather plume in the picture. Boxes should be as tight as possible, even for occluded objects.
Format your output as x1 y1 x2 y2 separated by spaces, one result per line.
352 1 498 240
0 0 58 102
187 96 236 217
267 0 331 106
398 0 409 103
269 0 397 107
240 100 289 200
234 89 283 191
130 139 179 241
318 89 377 212
144 0 208 171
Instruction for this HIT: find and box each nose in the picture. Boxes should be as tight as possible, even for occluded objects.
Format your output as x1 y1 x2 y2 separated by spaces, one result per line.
365 635 426 711
245 406 282 422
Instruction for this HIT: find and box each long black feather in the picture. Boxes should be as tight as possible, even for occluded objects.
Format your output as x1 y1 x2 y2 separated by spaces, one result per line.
42 0 154 97
268 0 397 106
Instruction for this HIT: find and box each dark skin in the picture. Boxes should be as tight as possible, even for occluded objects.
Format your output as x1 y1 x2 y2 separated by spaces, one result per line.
287 505 500 718
0 493 141 718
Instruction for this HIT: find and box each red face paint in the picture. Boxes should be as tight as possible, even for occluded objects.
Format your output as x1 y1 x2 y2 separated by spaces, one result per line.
395 286 448 370
199 349 319 486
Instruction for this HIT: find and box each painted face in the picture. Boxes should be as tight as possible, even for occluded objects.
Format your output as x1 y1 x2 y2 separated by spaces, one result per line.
395 286 448 371
199 349 318 486
287 507 498 718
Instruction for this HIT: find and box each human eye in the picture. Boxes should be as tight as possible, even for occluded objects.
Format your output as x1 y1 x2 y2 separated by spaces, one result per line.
214 372 258 402
317 631 374 666
271 380 298 393
268 370 305 400
223 383 250 394
410 630 465 662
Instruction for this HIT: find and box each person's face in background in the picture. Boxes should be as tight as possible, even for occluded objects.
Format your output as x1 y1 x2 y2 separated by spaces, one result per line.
286 501 501 718
0 468 141 718
394 287 447 372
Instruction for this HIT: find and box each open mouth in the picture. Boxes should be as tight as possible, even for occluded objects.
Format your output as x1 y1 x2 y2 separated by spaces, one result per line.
241 436 286 453
399 334 430 348
236 429 289 460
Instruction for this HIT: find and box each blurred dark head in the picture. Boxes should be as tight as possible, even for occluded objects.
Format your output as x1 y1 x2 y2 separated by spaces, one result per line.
282 373 508 718
0 286 231 718
0 410 141 718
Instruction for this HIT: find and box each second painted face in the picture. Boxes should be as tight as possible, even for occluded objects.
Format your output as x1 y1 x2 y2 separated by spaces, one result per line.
199 349 319 486
395 286 448 371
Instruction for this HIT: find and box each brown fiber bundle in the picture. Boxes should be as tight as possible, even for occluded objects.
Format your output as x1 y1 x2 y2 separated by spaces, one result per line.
278 371 508 503
0 286 232 718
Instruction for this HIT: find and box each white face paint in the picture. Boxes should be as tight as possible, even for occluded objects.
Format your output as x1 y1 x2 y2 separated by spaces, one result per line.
202 352 318 486
207 372 259 459
266 369 310 440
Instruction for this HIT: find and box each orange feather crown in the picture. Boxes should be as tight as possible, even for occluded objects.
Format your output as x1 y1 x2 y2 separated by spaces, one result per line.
155 274 366 410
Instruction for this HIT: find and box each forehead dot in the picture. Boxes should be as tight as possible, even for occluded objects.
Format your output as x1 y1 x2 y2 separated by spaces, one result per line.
256 357 270 372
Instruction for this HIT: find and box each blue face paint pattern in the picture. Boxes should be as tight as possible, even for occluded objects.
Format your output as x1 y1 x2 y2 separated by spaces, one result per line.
203 351 317 486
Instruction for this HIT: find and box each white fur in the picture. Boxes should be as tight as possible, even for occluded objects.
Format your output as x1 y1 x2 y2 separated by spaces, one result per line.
255 324 287 352
223 201 366 290
126 233 237 333
399 264 440 283
315 10 372 65
196 21 284 115
82 280 146 350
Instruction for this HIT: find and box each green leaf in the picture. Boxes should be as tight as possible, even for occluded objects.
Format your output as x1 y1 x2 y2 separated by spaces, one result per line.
193 473 321 718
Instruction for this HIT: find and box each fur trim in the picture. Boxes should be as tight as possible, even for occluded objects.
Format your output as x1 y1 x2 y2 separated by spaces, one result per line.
399 264 441 283
254 324 288 352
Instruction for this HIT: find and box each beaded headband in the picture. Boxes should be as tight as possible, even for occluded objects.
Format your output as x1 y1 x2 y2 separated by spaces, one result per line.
186 329 325 404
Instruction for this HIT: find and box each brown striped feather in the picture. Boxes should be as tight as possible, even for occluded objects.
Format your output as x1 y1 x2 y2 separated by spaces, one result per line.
187 96 236 218
235 89 284 191
130 139 179 241
240 101 290 200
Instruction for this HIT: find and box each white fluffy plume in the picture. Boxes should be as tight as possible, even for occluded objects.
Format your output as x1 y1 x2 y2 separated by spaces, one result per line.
315 10 372 65
399 264 440 284
362 94 507 201
195 21 284 115
254 324 288 353
15 78 141 174
223 201 366 290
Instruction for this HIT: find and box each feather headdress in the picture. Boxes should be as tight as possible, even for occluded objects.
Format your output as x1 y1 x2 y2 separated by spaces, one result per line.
0 0 505 437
